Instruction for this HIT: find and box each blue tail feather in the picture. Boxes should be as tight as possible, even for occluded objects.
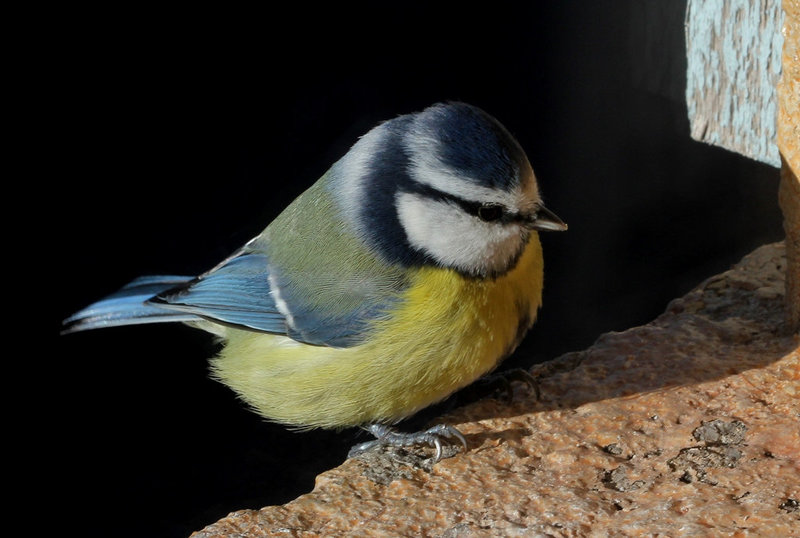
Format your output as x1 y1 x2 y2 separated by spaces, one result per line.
62 275 198 334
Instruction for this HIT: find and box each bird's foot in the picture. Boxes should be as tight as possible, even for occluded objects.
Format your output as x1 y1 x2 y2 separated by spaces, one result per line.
348 423 468 463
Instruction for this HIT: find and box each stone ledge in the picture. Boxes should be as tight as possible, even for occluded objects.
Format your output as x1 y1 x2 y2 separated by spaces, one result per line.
193 242 799 537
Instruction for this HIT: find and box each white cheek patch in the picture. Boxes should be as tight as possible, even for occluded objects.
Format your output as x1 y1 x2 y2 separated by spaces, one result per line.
396 191 524 275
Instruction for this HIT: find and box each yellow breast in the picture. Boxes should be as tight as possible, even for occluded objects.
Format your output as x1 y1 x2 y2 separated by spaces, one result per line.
212 234 544 429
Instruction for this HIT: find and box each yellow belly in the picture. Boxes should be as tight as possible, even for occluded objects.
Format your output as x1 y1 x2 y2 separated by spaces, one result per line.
211 235 544 429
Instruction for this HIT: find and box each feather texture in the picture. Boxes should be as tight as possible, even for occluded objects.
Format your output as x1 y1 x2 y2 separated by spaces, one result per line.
65 172 408 348
211 233 543 428
62 276 197 333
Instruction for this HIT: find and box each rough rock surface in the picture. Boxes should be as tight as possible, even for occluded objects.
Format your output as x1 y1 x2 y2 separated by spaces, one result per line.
193 243 799 537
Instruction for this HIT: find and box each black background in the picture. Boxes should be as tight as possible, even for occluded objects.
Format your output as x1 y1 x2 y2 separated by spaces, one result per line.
53 3 783 537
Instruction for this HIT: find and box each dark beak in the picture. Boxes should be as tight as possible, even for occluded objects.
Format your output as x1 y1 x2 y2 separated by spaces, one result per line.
526 205 568 232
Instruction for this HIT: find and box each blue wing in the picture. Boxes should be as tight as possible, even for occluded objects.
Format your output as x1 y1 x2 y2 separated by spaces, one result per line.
64 173 407 347
150 253 288 335
147 175 409 347
151 249 402 347
65 250 402 348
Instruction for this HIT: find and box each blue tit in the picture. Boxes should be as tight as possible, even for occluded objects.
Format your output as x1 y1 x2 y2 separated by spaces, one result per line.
63 102 567 461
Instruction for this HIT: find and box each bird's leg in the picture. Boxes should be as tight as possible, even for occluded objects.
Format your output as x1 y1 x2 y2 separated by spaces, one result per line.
348 423 468 463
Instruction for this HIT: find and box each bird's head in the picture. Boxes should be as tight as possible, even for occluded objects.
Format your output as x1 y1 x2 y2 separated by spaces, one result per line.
332 102 566 278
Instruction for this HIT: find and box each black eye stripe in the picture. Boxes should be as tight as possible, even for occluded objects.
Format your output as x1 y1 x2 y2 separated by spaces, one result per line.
401 182 527 224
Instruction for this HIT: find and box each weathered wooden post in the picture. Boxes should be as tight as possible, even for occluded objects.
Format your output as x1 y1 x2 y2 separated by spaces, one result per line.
777 0 799 333
686 0 799 333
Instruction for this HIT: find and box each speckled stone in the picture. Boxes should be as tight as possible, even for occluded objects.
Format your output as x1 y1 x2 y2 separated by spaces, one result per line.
193 243 799 537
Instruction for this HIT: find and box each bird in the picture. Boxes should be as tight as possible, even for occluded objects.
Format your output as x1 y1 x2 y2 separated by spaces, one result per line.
63 102 567 462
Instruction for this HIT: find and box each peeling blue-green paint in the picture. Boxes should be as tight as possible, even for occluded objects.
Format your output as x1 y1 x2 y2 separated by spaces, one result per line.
685 0 784 167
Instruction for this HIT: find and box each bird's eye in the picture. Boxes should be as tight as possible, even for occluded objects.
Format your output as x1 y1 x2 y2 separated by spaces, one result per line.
477 204 504 222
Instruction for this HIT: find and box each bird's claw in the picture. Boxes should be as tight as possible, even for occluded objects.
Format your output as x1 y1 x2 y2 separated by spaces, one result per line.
349 423 468 463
